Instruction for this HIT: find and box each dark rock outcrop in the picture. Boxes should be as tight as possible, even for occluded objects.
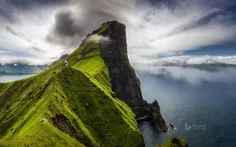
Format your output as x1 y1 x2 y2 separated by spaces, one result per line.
97 21 143 108
92 21 168 133
135 100 168 133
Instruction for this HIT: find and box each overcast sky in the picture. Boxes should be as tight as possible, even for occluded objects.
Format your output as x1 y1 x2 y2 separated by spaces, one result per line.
0 0 236 65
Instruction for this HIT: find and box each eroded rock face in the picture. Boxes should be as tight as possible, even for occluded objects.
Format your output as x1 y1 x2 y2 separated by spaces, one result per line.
51 114 77 139
136 100 168 133
97 21 143 108
51 114 93 146
151 100 168 133
93 21 168 133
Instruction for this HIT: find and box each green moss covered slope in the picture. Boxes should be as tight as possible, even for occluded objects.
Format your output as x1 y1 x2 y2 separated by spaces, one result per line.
0 22 144 147
157 136 188 147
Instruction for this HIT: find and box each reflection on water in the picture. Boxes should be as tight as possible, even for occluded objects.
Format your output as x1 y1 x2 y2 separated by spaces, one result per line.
0 75 34 83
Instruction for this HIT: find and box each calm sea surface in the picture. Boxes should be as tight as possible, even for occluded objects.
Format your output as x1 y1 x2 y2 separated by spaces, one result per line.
137 71 236 147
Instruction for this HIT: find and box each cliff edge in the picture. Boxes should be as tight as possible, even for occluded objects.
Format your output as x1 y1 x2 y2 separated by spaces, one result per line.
0 21 144 147
0 21 187 147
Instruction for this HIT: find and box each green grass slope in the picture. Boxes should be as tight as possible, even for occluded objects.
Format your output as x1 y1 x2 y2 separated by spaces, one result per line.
0 23 143 147
157 136 188 147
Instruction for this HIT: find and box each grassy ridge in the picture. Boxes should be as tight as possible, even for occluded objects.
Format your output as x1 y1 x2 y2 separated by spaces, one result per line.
0 26 143 146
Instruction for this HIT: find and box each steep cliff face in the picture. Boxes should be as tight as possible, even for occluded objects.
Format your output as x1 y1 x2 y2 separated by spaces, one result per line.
0 21 187 147
0 21 144 147
94 21 168 132
94 21 143 108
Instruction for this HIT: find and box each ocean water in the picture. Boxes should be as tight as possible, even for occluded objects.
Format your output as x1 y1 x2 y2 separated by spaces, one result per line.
0 74 34 83
137 69 236 147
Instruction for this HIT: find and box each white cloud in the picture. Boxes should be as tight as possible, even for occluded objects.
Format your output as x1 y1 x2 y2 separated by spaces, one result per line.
0 2 69 64
134 55 236 67
0 54 50 64
85 34 110 43
134 55 236 85
142 66 236 85
0 0 236 64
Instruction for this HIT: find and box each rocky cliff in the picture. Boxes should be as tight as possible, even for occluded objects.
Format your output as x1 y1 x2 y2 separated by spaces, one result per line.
93 21 143 108
0 21 144 147
0 21 186 147
95 21 168 133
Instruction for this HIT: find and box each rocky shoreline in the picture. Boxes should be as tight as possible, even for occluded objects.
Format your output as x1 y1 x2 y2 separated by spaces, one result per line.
135 100 168 133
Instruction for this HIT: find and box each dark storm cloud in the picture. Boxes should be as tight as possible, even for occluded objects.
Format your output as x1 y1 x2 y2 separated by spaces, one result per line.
0 1 16 22
46 0 119 47
147 0 236 9
50 8 117 38
53 10 83 37
45 10 87 46
7 0 70 9
1 0 236 64
46 0 236 48
0 0 70 22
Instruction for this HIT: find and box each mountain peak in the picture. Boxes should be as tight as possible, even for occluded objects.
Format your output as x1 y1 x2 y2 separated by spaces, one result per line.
73 20 142 107
0 21 187 147
103 20 125 26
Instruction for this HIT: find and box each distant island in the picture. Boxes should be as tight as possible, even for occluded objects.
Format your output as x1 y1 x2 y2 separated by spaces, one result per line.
0 63 48 75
